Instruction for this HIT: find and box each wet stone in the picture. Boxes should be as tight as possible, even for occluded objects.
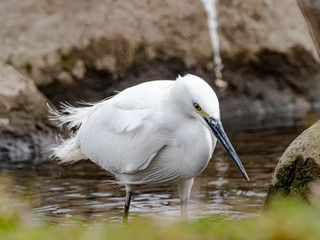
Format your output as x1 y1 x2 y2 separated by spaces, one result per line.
0 64 57 166
265 156 320 205
265 121 320 206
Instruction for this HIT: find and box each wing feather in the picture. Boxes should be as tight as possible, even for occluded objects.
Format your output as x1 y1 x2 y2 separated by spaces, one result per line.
75 80 173 174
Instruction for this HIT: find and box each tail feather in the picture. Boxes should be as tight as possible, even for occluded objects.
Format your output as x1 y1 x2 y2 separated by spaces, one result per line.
48 97 114 163
47 102 99 130
48 101 101 163
50 136 87 163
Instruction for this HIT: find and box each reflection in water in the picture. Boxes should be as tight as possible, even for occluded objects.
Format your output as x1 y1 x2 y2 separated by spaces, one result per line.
0 129 299 222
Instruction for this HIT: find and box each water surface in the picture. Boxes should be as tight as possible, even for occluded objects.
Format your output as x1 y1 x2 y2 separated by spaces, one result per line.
0 129 300 222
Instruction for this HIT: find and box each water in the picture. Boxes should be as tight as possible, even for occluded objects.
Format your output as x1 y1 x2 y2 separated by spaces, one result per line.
200 0 273 89
0 129 299 223
200 0 225 88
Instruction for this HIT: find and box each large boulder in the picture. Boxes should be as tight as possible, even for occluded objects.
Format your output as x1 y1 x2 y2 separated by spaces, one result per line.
265 121 320 205
0 0 319 130
1 0 317 83
0 64 56 166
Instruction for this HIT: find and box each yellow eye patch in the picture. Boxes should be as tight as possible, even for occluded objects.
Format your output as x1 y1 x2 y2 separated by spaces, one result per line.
193 103 202 111
193 103 212 120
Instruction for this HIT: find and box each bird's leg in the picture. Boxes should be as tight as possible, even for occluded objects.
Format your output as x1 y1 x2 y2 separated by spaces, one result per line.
123 191 132 221
123 185 133 222
177 178 194 221
180 199 188 220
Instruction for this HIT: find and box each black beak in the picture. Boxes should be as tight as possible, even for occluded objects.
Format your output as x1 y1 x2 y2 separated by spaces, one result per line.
205 118 250 182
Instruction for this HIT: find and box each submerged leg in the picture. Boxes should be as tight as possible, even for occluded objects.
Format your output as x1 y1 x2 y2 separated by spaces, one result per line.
177 178 194 221
123 185 133 222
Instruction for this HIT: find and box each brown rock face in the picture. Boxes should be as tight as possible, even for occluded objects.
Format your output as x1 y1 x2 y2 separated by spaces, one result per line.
0 64 56 166
0 0 317 85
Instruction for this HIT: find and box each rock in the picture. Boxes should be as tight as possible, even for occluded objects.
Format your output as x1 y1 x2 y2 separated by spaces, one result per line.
265 121 320 205
0 0 319 130
0 0 317 84
0 64 56 166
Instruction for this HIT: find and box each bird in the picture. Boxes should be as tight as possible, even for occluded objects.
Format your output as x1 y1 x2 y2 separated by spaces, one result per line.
49 74 249 221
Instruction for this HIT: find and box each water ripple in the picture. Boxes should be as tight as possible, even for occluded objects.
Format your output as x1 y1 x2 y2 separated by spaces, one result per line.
0 129 300 222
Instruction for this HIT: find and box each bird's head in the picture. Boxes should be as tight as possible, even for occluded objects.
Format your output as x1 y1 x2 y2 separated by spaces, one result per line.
172 74 249 182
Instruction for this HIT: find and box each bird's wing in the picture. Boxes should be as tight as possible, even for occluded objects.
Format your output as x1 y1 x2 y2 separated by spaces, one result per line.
76 81 172 174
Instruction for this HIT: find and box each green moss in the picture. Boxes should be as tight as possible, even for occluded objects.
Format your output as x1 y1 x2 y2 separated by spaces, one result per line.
1 192 320 240
18 62 33 74
265 155 320 207
60 53 74 71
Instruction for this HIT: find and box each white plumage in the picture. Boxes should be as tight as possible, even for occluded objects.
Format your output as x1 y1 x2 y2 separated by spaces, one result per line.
50 74 249 220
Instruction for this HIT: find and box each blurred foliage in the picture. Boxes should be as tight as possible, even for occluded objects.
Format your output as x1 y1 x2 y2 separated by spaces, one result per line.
0 186 320 240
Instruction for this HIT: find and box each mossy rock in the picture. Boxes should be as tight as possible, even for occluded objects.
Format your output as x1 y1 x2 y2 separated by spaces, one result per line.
265 121 320 205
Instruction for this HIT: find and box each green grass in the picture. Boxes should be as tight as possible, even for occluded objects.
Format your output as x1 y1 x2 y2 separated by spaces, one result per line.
1 188 320 240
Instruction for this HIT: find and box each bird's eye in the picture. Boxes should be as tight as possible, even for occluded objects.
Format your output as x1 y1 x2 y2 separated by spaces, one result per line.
193 103 201 111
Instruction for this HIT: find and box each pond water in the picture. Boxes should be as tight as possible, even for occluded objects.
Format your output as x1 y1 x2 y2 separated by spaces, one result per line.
0 128 301 223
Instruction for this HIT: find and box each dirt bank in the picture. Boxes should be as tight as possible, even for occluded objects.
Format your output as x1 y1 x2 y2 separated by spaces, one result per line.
2 0 317 130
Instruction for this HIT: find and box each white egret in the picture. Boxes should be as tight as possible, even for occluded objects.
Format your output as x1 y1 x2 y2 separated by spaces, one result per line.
50 74 249 220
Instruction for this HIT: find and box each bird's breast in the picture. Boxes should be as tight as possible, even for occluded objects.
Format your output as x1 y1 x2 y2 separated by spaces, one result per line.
171 119 214 179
